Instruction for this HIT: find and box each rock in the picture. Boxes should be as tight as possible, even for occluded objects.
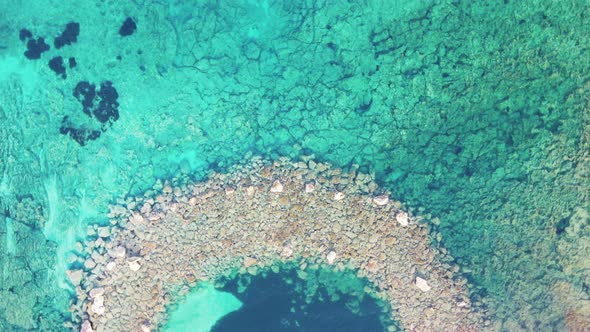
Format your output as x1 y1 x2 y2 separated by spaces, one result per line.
396 212 409 226
225 186 235 195
373 195 389 206
111 246 126 258
333 192 345 200
84 259 97 270
332 223 342 233
305 182 315 193
416 276 431 292
106 261 116 271
127 257 141 271
89 287 105 298
97 227 110 238
270 180 284 193
188 197 198 206
243 256 257 268
130 212 145 224
91 295 105 315
80 320 93 332
326 251 337 264
367 259 380 272
246 186 256 196
281 246 293 258
163 184 172 194
140 323 151 332
67 269 83 286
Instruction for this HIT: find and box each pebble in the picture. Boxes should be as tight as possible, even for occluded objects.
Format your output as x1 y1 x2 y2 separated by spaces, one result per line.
305 182 316 193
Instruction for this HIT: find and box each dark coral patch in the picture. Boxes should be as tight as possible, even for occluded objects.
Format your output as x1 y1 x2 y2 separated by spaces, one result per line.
59 116 101 146
73 81 97 116
48 56 66 79
94 81 120 123
24 37 50 59
19 28 32 41
69 57 77 68
119 17 136 36
54 22 80 49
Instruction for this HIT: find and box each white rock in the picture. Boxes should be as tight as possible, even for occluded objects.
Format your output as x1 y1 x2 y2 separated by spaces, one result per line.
127 257 142 271
106 261 116 271
415 276 431 292
112 246 126 258
373 195 389 206
84 259 97 270
130 212 145 224
80 320 93 332
91 295 105 315
396 212 409 226
140 324 151 332
225 187 235 195
246 186 256 196
326 251 337 264
333 192 345 201
305 182 315 193
270 180 284 193
89 287 105 298
281 246 293 257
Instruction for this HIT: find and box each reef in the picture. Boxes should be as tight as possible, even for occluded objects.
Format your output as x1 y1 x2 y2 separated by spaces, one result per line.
60 81 120 145
54 22 80 49
119 17 136 37
23 37 49 60
48 56 66 79
68 158 483 332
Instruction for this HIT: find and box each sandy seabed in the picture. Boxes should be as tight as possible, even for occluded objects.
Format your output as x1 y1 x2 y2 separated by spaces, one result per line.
68 157 484 332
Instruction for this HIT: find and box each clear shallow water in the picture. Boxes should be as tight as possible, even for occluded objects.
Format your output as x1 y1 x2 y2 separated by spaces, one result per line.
0 0 588 331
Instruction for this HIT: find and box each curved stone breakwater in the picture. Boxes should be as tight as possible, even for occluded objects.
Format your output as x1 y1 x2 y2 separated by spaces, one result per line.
69 157 484 331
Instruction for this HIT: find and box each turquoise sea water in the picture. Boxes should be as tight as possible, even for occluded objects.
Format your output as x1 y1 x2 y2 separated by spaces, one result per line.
0 0 588 331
